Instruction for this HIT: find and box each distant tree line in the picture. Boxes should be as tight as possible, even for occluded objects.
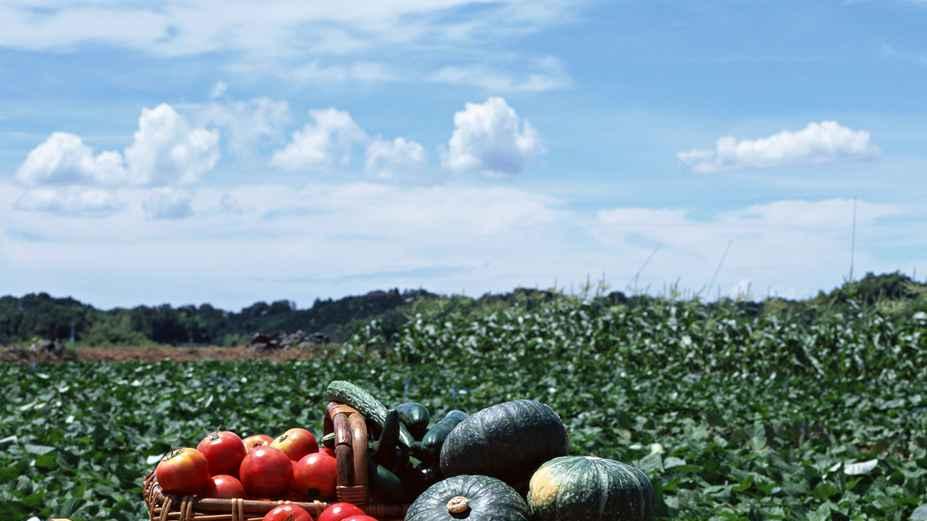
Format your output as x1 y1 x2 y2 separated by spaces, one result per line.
0 289 435 346
1 272 924 347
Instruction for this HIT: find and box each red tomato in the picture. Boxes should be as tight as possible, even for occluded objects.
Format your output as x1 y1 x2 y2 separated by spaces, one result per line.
239 446 293 498
263 504 314 521
342 516 377 521
208 474 245 498
244 434 275 452
271 428 319 461
319 446 336 458
155 448 211 496
292 451 338 499
197 431 247 476
319 503 365 521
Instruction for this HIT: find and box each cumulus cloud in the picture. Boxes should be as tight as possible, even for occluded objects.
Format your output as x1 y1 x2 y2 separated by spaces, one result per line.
143 188 194 220
193 97 290 156
365 137 427 178
124 104 221 186
429 57 572 93
16 103 220 188
16 132 127 186
14 187 123 217
678 121 878 173
442 97 542 175
270 109 368 171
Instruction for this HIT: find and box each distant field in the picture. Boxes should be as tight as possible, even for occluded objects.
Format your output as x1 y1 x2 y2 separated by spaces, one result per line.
1 296 925 521
0 344 325 363
66 345 321 362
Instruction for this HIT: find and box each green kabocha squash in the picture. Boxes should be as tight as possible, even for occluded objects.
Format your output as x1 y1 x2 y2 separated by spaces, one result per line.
325 380 415 447
527 456 655 521
439 400 567 486
405 475 529 521
417 410 468 465
396 402 431 439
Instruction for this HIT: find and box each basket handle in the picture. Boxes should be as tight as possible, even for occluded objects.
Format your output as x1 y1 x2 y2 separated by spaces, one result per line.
325 402 369 497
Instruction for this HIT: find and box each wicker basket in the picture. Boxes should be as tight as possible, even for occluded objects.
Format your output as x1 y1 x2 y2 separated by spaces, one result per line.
142 402 410 521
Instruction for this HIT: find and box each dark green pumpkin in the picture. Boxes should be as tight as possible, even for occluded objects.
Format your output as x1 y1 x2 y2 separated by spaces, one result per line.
527 456 655 521
396 402 431 439
405 475 529 521
439 400 567 486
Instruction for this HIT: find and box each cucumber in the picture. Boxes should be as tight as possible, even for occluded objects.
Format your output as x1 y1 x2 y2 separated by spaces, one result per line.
396 402 431 439
325 380 415 448
418 409 468 465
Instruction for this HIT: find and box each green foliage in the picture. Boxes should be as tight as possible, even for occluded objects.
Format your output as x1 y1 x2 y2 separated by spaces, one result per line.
0 289 437 346
2 295 927 520
0 293 98 344
80 314 153 347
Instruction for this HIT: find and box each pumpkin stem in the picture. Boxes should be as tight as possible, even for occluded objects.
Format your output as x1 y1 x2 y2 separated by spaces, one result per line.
447 496 470 517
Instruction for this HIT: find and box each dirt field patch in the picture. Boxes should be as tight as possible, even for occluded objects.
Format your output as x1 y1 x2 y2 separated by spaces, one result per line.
0 345 327 363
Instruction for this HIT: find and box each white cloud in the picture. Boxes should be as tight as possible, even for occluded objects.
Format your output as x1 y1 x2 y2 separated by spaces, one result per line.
365 137 427 178
442 97 542 175
4 178 924 308
678 121 879 173
271 108 367 171
16 132 127 186
14 187 123 217
429 57 572 93
0 1 581 58
288 61 397 83
210 81 228 99
227 60 397 85
143 188 194 220
124 103 221 186
16 103 220 188
192 97 290 157
0 4 170 52
594 198 904 295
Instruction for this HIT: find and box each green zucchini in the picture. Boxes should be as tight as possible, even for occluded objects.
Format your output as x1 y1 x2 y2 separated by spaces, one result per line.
417 409 468 465
373 409 410 473
396 402 431 439
369 460 406 503
325 380 415 448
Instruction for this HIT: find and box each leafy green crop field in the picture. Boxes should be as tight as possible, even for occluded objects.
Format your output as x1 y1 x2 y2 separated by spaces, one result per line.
2 298 926 521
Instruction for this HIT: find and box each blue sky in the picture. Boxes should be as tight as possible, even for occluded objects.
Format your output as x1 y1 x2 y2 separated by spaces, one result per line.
0 0 925 309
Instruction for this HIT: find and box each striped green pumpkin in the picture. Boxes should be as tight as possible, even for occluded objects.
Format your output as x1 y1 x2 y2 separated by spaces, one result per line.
527 456 655 521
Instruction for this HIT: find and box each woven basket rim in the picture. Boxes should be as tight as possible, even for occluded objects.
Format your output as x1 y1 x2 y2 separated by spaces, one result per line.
142 404 410 521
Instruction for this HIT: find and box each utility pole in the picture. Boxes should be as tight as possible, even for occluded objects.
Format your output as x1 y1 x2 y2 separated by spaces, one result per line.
848 197 857 282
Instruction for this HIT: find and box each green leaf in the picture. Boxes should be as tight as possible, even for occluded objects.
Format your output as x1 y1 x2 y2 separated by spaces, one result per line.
24 444 55 456
843 459 878 476
638 452 663 473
